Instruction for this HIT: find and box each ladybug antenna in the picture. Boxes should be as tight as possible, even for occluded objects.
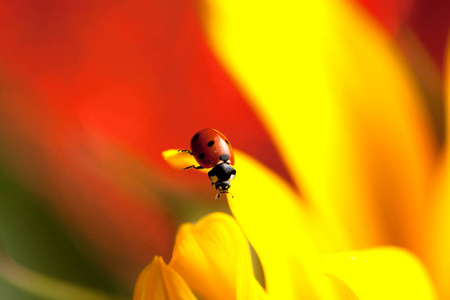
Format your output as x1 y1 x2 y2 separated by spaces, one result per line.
215 191 234 200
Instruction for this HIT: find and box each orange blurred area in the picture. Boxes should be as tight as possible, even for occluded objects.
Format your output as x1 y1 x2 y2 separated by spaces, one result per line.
0 0 448 299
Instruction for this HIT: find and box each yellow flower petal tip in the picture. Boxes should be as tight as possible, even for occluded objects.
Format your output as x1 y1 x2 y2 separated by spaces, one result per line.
162 149 198 170
323 247 438 300
162 149 237 175
134 256 196 300
170 212 267 300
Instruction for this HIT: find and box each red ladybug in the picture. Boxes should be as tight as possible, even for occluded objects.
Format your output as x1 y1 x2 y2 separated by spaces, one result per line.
180 128 236 199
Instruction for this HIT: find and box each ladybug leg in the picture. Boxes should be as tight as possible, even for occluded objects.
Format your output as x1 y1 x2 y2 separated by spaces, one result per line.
184 165 204 170
178 149 193 155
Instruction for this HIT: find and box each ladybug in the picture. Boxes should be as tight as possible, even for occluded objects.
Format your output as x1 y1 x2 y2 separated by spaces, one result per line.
179 128 236 199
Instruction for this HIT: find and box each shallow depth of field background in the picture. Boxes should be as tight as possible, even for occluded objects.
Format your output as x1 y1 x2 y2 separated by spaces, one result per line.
0 0 448 299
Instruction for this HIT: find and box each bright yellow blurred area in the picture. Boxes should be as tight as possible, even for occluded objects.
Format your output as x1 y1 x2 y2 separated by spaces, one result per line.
323 247 438 300
200 0 435 254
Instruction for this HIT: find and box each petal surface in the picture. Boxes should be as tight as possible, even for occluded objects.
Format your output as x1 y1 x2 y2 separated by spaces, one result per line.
162 150 199 170
228 150 341 299
169 212 267 300
134 256 196 300
200 0 435 253
323 247 438 300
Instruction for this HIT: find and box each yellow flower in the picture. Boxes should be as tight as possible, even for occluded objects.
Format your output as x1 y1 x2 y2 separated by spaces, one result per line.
135 0 449 299
134 212 267 300
152 150 437 299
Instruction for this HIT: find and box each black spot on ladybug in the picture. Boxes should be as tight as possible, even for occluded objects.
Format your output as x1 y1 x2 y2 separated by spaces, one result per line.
199 153 205 159
220 154 229 162
192 134 199 141
207 140 215 147
225 139 230 145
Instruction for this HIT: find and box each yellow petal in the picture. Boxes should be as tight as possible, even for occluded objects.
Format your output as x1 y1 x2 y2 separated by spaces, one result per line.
323 247 438 300
200 0 435 252
229 150 341 299
169 212 267 300
134 256 197 300
162 150 199 170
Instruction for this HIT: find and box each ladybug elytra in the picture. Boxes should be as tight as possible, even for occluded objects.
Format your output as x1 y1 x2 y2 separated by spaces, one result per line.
179 128 236 199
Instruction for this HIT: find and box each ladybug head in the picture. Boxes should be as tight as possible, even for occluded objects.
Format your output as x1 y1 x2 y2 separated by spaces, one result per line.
214 181 234 199
216 180 230 192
